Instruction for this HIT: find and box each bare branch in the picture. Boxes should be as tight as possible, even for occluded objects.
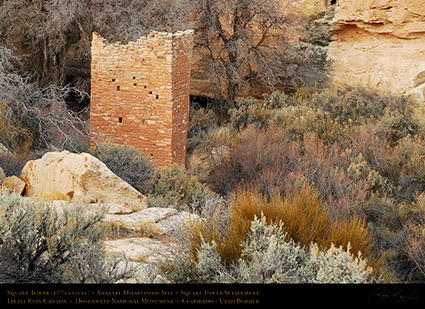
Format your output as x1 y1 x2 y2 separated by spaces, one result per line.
0 45 89 153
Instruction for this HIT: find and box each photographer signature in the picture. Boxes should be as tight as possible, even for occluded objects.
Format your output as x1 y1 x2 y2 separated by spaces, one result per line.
369 287 420 303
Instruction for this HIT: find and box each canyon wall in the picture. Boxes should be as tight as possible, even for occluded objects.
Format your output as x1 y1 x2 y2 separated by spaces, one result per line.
296 0 327 15
328 0 425 101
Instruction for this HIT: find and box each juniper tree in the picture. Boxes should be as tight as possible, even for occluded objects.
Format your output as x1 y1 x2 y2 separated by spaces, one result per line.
190 0 310 110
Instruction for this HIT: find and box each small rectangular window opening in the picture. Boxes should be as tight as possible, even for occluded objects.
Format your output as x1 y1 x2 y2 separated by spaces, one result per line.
117 86 120 91
118 117 123 123
156 95 159 99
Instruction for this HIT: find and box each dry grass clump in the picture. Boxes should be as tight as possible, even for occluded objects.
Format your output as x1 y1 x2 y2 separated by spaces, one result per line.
164 185 385 282
188 185 381 274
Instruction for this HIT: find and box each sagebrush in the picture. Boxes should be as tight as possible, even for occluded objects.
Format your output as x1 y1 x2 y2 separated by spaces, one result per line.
164 215 379 283
0 192 134 283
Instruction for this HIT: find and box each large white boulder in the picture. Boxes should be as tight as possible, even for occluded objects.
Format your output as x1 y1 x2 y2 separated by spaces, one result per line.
20 151 147 212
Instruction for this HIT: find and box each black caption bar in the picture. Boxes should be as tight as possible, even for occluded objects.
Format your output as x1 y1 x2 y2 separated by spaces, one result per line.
1 284 424 306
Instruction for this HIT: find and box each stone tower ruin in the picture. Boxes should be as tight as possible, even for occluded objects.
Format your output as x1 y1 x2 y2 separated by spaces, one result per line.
90 30 193 167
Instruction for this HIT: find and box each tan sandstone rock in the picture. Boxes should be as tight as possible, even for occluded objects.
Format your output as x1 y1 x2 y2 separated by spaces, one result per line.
20 151 147 212
0 167 5 186
1 176 26 195
103 207 202 283
105 237 174 265
296 0 327 16
328 0 425 101
104 207 201 237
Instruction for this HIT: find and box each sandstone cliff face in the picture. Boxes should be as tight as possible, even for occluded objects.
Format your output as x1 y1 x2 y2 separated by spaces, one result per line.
328 0 425 101
296 0 327 16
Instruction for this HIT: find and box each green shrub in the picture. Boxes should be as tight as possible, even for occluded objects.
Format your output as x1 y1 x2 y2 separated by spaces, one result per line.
148 166 217 212
0 193 134 283
396 135 425 200
228 86 420 145
348 126 425 204
225 215 307 283
181 185 379 278
359 194 425 282
302 242 377 283
186 125 237 184
183 85 425 283
207 126 369 219
272 105 346 143
209 86 423 205
308 86 420 146
90 143 154 195
187 104 218 153
228 91 288 131
310 87 412 123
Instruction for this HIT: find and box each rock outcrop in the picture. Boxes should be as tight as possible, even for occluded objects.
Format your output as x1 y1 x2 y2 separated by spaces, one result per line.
295 0 327 16
0 167 5 186
1 176 26 195
328 0 425 101
105 207 200 237
20 151 147 212
50 200 201 283
103 206 201 282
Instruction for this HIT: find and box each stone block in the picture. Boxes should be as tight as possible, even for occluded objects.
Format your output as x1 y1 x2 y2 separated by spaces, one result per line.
1 176 26 196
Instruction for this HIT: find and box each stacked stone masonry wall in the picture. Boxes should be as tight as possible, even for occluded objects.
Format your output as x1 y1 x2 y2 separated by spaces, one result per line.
90 30 193 167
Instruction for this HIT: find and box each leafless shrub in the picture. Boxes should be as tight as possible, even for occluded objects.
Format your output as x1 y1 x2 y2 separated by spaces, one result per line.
404 194 425 281
0 0 192 87
0 44 89 153
0 45 20 72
